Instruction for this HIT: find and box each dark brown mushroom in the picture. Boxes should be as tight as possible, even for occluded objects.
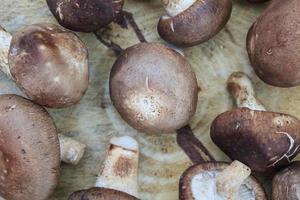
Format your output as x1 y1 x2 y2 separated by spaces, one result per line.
157 0 232 47
247 0 300 87
210 72 300 173
179 161 267 200
272 161 300 200
69 188 139 200
46 0 124 32
68 136 140 200
0 23 89 108
109 42 198 134
0 94 60 200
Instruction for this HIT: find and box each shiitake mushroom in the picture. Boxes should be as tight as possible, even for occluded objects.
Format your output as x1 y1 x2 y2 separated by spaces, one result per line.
0 23 89 108
46 0 124 32
272 161 300 200
247 0 300 87
0 94 86 200
69 136 140 200
179 161 267 200
110 42 198 134
210 72 300 173
157 0 232 47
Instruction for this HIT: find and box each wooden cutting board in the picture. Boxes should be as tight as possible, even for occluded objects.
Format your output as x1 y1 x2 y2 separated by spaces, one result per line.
0 0 299 199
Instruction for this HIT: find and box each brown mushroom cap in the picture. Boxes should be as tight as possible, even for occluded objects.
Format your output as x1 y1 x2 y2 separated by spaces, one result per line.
0 94 60 200
157 0 232 47
247 0 300 87
272 161 300 200
68 188 139 200
109 42 198 134
179 162 267 200
47 0 124 32
210 107 300 173
8 23 89 108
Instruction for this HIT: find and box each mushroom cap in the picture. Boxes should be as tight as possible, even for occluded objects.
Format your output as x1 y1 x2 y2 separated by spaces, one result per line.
8 23 89 108
210 107 300 173
179 162 267 200
272 161 300 200
157 0 232 47
109 42 198 134
68 188 139 200
0 94 60 200
246 0 300 87
46 0 124 32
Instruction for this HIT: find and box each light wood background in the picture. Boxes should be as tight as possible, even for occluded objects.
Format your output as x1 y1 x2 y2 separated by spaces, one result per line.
0 0 299 199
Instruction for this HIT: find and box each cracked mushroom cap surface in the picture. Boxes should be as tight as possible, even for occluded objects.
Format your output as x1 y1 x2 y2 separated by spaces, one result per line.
0 94 60 200
157 0 232 47
179 162 267 200
210 107 300 173
47 0 124 32
109 42 198 134
246 0 300 87
8 23 89 108
272 161 300 200
68 188 140 200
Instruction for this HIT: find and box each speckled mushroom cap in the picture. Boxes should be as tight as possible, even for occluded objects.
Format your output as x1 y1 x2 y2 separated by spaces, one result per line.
109 42 198 134
179 162 267 200
247 0 300 87
8 23 89 108
157 0 232 47
0 94 60 200
272 161 300 200
68 188 140 200
46 0 124 32
210 107 300 173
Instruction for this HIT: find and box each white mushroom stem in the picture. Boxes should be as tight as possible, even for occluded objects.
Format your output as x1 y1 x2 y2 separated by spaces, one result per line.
227 72 266 111
216 161 251 200
58 134 86 165
0 26 12 78
95 136 139 198
162 0 196 17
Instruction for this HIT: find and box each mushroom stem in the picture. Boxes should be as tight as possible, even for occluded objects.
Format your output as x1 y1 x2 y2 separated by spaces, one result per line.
120 11 147 43
216 160 251 199
162 0 196 17
95 136 139 198
58 134 86 165
0 26 12 78
227 72 266 111
177 125 215 164
94 31 124 56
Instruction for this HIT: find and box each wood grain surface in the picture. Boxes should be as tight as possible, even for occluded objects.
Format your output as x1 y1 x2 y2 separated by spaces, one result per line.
0 0 299 199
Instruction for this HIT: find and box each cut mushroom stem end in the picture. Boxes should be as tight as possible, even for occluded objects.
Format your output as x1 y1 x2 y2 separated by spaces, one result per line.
162 0 196 17
58 134 86 165
216 160 251 199
95 136 139 198
0 27 12 78
227 72 266 111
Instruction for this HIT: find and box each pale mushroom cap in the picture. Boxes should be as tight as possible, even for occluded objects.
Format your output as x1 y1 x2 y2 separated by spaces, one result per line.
8 23 89 108
179 162 267 200
109 42 198 134
0 94 60 200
